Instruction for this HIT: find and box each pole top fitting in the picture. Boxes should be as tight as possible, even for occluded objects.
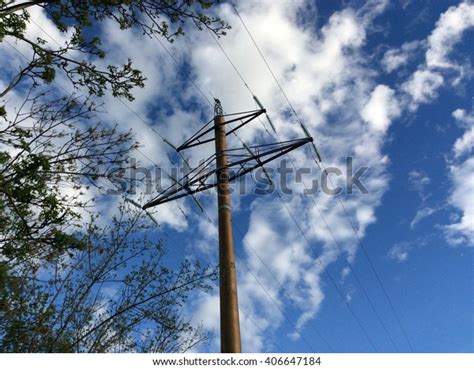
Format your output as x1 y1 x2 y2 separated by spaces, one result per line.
214 98 223 117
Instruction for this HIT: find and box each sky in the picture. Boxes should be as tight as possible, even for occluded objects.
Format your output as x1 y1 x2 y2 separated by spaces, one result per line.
1 0 474 353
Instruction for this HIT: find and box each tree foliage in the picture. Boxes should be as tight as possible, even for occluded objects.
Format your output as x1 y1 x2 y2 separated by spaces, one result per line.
0 203 217 352
0 0 229 99
0 89 138 262
0 0 227 352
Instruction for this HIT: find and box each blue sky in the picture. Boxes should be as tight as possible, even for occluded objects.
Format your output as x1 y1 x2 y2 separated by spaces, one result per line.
1 0 473 353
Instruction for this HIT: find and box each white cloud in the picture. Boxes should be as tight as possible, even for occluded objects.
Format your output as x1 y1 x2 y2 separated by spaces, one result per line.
382 41 423 73
453 127 474 158
408 170 431 201
388 242 410 262
452 109 474 158
445 157 474 247
402 69 444 107
185 1 399 350
452 108 474 126
445 108 474 247
425 2 474 69
341 266 350 282
410 207 436 229
361 85 401 133
401 1 474 110
387 236 432 263
5 0 466 352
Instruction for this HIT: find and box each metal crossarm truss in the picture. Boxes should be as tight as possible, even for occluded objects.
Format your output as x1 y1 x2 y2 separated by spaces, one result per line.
143 137 312 209
176 109 266 152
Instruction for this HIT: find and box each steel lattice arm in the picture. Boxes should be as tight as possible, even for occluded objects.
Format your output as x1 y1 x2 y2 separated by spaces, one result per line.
176 109 266 151
143 138 312 209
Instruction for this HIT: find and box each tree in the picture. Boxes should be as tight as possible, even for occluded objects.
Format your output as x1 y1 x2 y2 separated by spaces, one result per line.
0 0 229 99
0 88 139 263
0 0 228 263
0 0 228 352
0 90 218 352
0 202 217 352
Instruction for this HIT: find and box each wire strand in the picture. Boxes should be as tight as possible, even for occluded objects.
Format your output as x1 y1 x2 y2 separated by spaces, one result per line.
152 34 214 108
209 31 255 96
232 4 413 351
322 162 414 352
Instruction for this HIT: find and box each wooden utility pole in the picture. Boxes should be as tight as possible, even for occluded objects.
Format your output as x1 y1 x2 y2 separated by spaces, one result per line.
214 99 242 353
143 98 313 353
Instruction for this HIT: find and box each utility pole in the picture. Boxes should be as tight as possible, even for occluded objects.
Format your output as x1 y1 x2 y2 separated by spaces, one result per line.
214 100 242 352
143 98 314 352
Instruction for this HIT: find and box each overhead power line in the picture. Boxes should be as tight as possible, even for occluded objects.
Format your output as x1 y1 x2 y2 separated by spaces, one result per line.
208 36 380 352
23 11 411 352
208 31 255 96
21 19 321 352
154 137 319 352
230 4 414 352
136 147 290 352
152 33 214 108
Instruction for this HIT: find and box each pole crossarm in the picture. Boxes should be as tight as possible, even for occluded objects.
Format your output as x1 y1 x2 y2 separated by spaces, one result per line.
176 109 266 152
142 137 312 209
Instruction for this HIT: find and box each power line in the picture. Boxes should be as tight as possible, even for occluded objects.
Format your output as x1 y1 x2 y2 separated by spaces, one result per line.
276 192 378 351
131 21 379 352
136 147 288 352
16 24 309 350
250 119 400 350
210 16 383 353
239 308 285 352
188 116 335 351
301 180 400 351
218 107 379 349
161 143 320 352
268 132 399 351
322 162 414 352
241 114 399 349
5 15 302 352
230 4 304 128
23 13 407 351
225 121 389 349
152 33 214 108
231 4 414 351
144 146 317 352
236 250 318 352
230 219 335 352
208 31 255 96
146 35 329 350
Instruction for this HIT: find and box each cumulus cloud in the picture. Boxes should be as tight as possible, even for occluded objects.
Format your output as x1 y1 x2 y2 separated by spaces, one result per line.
445 157 474 247
402 69 444 107
452 109 474 158
425 2 474 69
184 0 399 351
401 1 474 110
452 108 474 126
382 41 423 73
445 108 474 247
453 127 474 158
361 85 401 133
